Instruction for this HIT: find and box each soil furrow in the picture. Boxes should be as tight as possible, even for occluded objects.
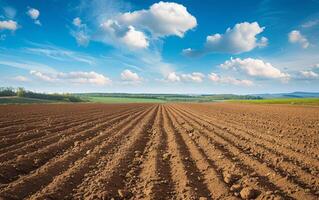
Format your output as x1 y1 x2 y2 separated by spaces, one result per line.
0 105 153 199
165 105 238 200
0 107 104 136
0 106 149 185
169 105 291 199
0 105 144 162
0 106 137 148
161 106 201 199
175 105 319 191
0 102 317 199
0 109 103 139
180 103 319 160
172 104 318 199
130 105 176 200
69 105 158 200
29 105 157 200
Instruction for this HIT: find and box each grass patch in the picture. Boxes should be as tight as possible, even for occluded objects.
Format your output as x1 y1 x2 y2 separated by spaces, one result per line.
0 97 61 104
229 98 319 105
86 96 166 103
76 93 261 103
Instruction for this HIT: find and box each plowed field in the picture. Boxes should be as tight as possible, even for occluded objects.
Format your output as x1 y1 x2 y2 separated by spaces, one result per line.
0 103 318 200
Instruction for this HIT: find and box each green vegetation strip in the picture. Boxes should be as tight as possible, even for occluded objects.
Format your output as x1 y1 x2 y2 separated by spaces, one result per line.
86 96 166 103
0 97 59 104
229 98 319 105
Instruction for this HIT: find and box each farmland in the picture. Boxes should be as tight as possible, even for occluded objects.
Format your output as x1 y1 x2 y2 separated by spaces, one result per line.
0 97 57 104
229 98 319 105
0 103 318 200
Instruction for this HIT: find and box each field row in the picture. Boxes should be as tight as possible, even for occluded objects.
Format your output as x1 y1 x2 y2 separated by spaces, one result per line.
0 103 318 199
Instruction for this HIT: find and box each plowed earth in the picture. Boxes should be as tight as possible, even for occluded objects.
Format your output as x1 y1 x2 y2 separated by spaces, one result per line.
0 103 318 200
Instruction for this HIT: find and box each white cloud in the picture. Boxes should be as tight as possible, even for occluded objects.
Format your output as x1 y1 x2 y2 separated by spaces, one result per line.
165 72 181 82
121 69 142 82
220 57 290 81
30 70 55 82
118 1 197 38
25 45 95 65
27 8 39 19
71 17 90 46
208 73 253 86
0 60 56 73
258 36 268 47
288 30 309 49
181 72 205 82
302 19 319 28
72 31 90 47
30 70 111 85
120 26 149 49
95 1 195 50
0 20 18 31
62 71 111 85
12 75 29 82
183 22 267 56
162 71 205 83
73 17 82 27
26 8 41 25
100 20 148 49
300 70 318 79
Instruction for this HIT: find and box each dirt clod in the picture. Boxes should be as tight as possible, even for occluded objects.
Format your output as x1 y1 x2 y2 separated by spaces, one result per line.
223 172 238 184
240 187 259 199
118 189 132 198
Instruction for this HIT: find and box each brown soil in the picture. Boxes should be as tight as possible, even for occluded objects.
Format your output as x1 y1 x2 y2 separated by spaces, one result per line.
0 103 318 200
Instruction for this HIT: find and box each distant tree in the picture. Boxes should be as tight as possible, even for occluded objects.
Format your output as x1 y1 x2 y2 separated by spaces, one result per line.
16 87 26 97
0 87 16 96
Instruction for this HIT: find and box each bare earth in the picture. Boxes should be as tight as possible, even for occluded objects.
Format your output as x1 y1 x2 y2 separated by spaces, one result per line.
0 103 318 200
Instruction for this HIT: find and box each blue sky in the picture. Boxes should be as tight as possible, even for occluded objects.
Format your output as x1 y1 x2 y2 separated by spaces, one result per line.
0 0 318 94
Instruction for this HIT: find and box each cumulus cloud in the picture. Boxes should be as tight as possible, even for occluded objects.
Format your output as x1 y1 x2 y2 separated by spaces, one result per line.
30 70 111 85
73 17 82 27
183 22 267 56
121 69 142 83
163 72 205 83
220 57 290 81
118 1 197 38
165 72 181 82
12 76 29 82
26 8 41 25
181 72 205 82
71 17 90 46
208 73 253 86
258 37 268 47
72 31 90 47
0 20 18 31
96 1 195 50
300 70 318 79
288 30 309 49
30 70 55 82
120 26 149 49
100 20 149 49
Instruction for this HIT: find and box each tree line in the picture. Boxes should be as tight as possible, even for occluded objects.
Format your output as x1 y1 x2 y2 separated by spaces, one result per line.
0 87 84 102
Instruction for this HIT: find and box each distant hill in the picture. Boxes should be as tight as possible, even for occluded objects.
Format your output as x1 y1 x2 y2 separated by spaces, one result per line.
75 93 262 102
253 92 319 99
